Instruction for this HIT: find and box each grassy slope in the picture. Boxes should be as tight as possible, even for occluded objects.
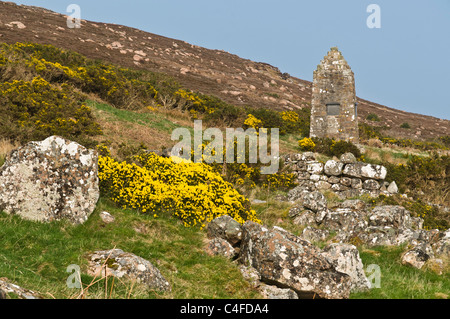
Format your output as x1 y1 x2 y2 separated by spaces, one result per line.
1 198 448 299
1 100 448 299
0 198 260 299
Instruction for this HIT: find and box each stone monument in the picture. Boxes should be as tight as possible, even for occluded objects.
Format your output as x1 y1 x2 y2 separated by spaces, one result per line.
310 47 359 143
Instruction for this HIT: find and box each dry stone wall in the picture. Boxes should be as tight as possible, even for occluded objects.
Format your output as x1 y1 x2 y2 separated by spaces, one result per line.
284 152 398 199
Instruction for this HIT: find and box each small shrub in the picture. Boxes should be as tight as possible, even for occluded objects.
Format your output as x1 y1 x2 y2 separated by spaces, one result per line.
243 114 263 131
312 137 361 158
400 122 411 129
298 137 316 152
366 113 380 121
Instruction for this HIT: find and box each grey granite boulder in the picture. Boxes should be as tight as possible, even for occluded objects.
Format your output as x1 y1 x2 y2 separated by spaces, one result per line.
0 136 99 224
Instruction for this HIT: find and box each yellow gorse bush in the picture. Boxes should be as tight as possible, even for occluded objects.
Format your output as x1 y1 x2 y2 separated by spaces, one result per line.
0 76 101 145
244 114 262 130
298 137 316 151
98 152 261 227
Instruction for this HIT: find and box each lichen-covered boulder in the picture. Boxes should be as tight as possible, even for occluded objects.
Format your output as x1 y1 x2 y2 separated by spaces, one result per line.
239 221 351 299
87 249 171 292
301 226 330 243
322 243 370 292
258 284 299 299
286 185 310 202
0 136 99 224
432 229 450 258
322 209 368 242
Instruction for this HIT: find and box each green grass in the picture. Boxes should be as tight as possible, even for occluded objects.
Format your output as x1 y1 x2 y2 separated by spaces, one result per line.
1 198 449 299
351 246 449 299
86 99 188 134
0 198 260 299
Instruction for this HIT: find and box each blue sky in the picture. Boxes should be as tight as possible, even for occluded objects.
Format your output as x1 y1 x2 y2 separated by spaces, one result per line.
8 0 450 120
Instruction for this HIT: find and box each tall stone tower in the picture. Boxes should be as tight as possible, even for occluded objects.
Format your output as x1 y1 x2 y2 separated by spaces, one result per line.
310 47 359 143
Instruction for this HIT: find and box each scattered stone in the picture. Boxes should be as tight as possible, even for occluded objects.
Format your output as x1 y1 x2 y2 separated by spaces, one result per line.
99 211 115 224
315 209 328 224
322 209 368 241
0 278 41 299
6 21 26 29
238 265 261 288
401 243 434 269
292 210 316 227
340 199 367 211
359 226 398 247
206 215 242 246
368 206 413 229
424 258 446 275
432 229 450 258
87 249 171 292
387 181 398 194
0 136 99 225
286 185 310 202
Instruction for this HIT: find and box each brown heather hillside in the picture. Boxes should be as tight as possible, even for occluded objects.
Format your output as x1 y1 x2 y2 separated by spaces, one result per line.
0 1 448 141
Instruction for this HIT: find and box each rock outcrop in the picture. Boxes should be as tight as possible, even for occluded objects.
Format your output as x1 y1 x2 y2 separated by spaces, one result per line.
205 216 370 299
0 136 99 224
239 222 352 299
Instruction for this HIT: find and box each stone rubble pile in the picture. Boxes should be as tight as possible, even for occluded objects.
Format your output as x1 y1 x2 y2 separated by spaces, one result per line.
205 215 370 299
288 195 449 274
